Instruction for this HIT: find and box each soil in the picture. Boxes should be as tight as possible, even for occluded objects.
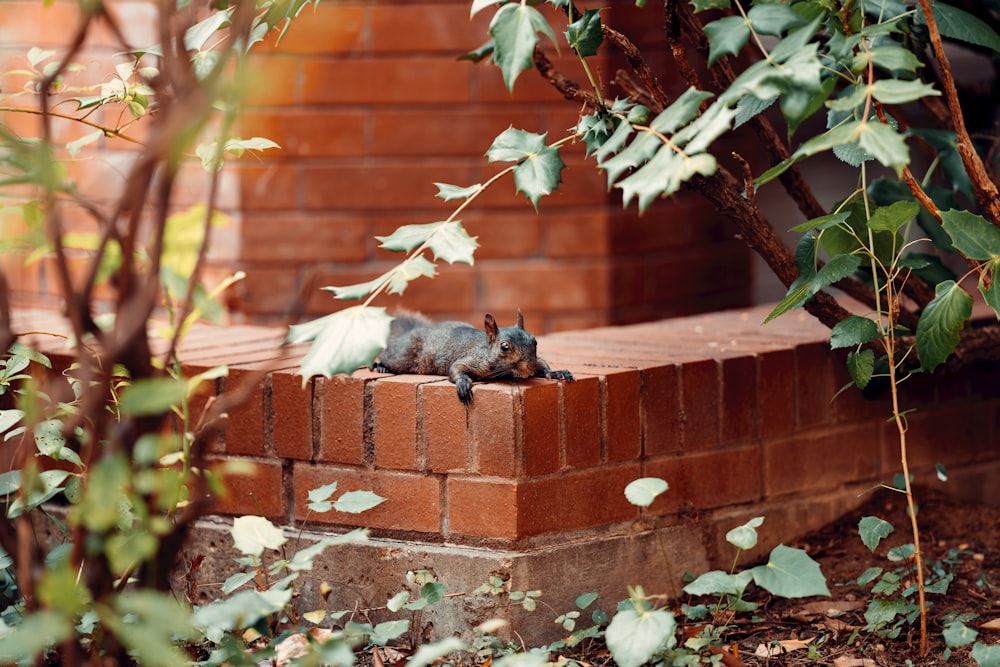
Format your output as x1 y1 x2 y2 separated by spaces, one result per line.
365 485 1000 667
686 485 1000 666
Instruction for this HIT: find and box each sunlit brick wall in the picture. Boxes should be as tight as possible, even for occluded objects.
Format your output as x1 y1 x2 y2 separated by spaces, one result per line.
1 0 754 331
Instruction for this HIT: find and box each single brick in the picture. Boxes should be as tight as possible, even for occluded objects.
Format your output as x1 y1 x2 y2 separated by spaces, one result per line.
720 355 757 444
794 342 838 430
373 375 436 471
292 463 442 534
562 375 601 469
223 368 266 456
757 349 795 439
318 373 371 466
207 457 285 519
604 370 642 462
271 369 313 460
422 380 471 473
471 383 518 478
641 365 681 456
680 359 718 450
446 477 518 539
522 380 561 477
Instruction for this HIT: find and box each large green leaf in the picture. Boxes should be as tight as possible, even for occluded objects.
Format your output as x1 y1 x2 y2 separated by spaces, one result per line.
751 544 830 598
291 306 393 381
917 2 1000 55
683 569 753 596
704 15 749 65
333 490 386 514
624 477 669 507
489 3 557 91
980 258 1000 318
118 377 189 417
605 606 676 667
512 143 565 209
565 8 603 57
916 280 973 371
870 79 940 105
103 591 197 667
193 588 293 644
857 121 908 175
847 348 875 389
725 516 764 550
867 200 919 233
940 209 1000 261
231 515 287 557
0 610 74 664
830 315 881 350
858 516 894 552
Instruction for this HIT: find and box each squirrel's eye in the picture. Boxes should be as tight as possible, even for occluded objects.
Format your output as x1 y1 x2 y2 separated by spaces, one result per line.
500 341 511 352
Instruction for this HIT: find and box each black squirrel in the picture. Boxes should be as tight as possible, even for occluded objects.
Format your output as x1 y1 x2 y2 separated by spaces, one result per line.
373 309 574 405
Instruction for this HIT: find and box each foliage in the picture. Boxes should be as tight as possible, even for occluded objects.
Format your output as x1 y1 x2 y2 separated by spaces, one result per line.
0 0 317 663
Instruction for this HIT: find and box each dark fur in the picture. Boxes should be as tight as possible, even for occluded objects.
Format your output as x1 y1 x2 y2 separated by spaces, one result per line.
375 310 574 405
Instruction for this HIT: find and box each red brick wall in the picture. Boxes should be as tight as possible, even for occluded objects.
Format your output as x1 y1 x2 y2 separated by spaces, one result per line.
1 0 753 332
18 303 997 552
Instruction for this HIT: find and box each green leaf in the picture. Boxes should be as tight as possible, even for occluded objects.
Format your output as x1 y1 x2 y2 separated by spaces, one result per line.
489 3 556 91
857 121 908 175
512 143 565 209
565 8 603 57
704 15 749 65
624 477 669 507
864 596 913 628
118 377 189 417
333 490 386 514
831 315 880 349
789 211 850 233
918 2 1000 55
231 515 287 557
193 588 293 644
867 200 919 233
746 3 807 35
846 349 875 389
427 220 478 264
605 606 676 667
434 182 482 201
683 569 753 596
916 280 972 371
691 0 730 9
649 87 714 135
0 610 73 664
307 481 338 503
725 516 764 550
973 642 1000 667
75 454 129 532
576 592 599 609
858 516 894 552
751 544 830 598
855 45 922 74
980 258 1000 318
103 591 197 666
487 126 547 162
941 621 979 647
940 209 1000 261
406 636 467 667
470 0 504 18
887 543 916 562
106 532 158 575
291 305 393 380
870 79 940 105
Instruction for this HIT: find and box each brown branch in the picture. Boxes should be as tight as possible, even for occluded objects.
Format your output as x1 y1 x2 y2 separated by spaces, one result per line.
532 48 602 108
917 0 1000 224
601 25 669 111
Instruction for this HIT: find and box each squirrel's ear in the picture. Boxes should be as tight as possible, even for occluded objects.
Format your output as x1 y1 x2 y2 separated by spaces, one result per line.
484 313 498 343
516 308 524 329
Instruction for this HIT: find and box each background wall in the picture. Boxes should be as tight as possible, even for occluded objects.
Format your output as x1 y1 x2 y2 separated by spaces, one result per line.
0 0 755 332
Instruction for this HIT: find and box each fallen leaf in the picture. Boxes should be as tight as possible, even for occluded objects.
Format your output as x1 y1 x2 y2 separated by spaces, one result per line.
833 656 878 667
789 600 865 622
981 617 1000 631
754 636 816 657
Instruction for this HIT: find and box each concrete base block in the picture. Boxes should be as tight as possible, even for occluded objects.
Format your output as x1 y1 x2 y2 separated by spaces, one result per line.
182 518 712 646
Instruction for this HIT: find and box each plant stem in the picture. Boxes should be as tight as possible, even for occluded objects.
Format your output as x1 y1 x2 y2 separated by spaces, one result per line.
884 297 927 656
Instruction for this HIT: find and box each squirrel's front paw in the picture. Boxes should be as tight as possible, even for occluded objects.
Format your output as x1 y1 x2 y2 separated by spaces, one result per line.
545 369 574 382
455 376 474 406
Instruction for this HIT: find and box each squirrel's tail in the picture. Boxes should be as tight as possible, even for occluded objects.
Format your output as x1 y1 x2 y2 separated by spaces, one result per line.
389 311 431 335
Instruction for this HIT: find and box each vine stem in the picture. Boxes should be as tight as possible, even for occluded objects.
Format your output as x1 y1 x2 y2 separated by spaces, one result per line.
884 279 927 656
